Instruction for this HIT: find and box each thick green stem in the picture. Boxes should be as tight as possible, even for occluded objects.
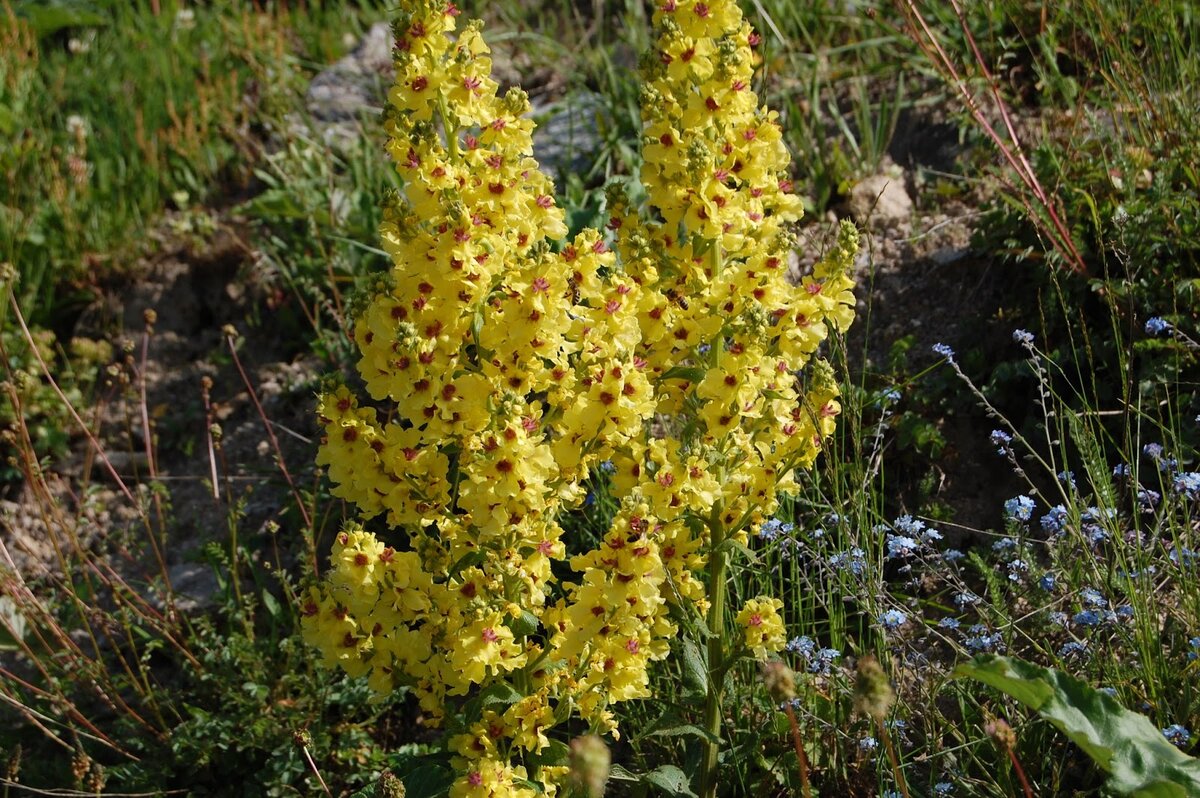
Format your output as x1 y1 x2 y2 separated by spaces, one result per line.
698 515 727 798
698 240 728 798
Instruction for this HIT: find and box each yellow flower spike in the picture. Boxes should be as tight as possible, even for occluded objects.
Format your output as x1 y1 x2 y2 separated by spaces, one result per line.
303 0 854 792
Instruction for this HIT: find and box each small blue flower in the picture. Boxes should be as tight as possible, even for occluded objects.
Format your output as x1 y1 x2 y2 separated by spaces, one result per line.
1058 470 1076 490
1073 609 1103 626
757 518 793 541
1162 724 1191 747
1012 328 1035 346
990 429 1013 455
1137 488 1161 511
954 591 981 608
1004 495 1035 523
1007 559 1028 581
1113 463 1132 479
1143 442 1164 460
943 549 965 562
932 342 955 360
886 534 920 559
809 647 840 675
938 617 961 631
829 548 866 576
1174 472 1200 500
1145 317 1171 335
1048 611 1069 627
879 609 908 631
934 783 954 796
965 626 1003 653
1098 686 1118 698
1169 546 1198 567
786 636 815 657
992 537 1017 553
858 736 878 752
1079 587 1107 608
1058 640 1088 658
598 460 616 474
697 343 712 355
1039 573 1057 592
893 515 925 536
1041 504 1068 534
1187 637 1200 662
880 387 902 404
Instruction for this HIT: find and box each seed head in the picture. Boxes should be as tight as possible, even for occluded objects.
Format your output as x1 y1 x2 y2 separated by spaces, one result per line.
378 771 407 798
568 735 611 798
853 654 895 723
762 660 796 703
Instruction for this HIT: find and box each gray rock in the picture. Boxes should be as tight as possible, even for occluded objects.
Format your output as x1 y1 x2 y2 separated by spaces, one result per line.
304 24 605 173
167 562 220 613
531 91 607 180
848 171 913 226
305 22 393 146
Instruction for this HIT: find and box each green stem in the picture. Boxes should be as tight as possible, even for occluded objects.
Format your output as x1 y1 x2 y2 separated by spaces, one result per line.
699 510 727 798
699 240 728 798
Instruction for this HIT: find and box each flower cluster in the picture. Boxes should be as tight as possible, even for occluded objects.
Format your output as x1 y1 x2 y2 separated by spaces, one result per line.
302 0 856 792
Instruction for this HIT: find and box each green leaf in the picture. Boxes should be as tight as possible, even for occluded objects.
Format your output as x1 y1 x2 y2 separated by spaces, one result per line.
645 723 719 743
397 764 455 798
505 609 540 638
476 681 523 713
678 636 708 694
658 366 705 384
260 590 281 620
607 765 699 797
642 765 698 797
13 1 107 38
956 655 1200 797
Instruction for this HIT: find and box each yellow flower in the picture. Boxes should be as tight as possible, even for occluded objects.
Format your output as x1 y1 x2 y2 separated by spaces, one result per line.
736 597 787 659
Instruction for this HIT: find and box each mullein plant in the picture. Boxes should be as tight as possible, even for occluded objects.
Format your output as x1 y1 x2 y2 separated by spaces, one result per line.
301 1 856 795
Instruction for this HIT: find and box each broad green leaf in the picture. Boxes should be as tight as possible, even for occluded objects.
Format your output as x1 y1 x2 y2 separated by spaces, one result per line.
397 764 455 798
956 655 1200 797
642 765 698 797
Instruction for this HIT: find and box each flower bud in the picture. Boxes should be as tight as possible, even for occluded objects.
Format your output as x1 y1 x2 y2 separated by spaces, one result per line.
378 770 407 798
853 654 895 723
568 735 611 798
984 716 1016 752
762 660 796 704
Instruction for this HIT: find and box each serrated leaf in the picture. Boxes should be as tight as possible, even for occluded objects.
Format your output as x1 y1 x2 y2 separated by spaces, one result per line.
607 764 640 782
642 765 698 797
477 681 523 711
505 609 540 638
956 655 1200 797
646 723 719 743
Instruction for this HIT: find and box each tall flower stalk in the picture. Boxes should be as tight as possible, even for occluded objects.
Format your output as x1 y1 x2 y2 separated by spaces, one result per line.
302 1 856 794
